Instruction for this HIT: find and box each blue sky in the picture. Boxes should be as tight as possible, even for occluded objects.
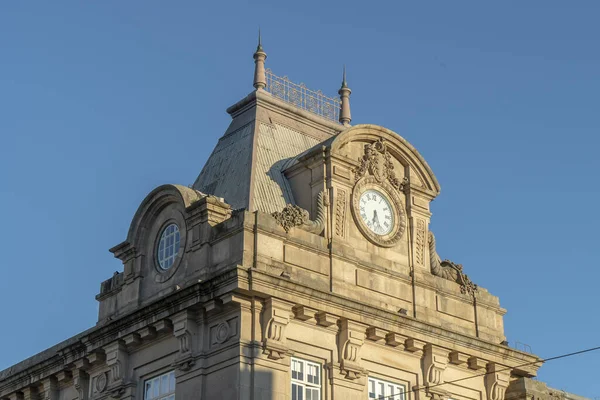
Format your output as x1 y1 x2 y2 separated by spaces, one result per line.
1 1 599 396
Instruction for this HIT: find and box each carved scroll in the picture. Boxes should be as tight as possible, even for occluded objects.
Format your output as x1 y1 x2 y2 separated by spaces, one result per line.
171 310 198 371
272 191 325 234
103 341 128 398
338 320 366 380
428 231 478 298
424 345 448 387
486 363 510 400
262 298 292 360
352 138 408 192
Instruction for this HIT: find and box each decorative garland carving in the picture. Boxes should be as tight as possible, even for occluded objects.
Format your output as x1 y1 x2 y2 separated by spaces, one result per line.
352 138 409 192
335 189 347 237
272 191 325 234
428 231 478 298
415 219 425 265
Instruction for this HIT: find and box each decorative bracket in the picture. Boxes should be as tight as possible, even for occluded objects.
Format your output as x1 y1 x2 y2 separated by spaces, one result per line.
486 363 510 400
262 298 293 360
338 319 366 380
171 311 199 371
103 341 129 398
72 362 90 400
424 344 448 387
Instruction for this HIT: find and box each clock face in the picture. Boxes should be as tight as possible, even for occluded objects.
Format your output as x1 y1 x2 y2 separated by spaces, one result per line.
358 189 394 235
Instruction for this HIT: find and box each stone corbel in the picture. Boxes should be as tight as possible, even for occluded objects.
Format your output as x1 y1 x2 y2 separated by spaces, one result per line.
22 387 39 400
261 298 293 361
40 378 58 400
424 345 448 387
485 363 510 400
338 319 367 380
171 310 199 371
72 362 90 400
7 393 24 400
103 341 129 398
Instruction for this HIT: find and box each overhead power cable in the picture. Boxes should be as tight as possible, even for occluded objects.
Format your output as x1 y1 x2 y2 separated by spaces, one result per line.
373 345 600 400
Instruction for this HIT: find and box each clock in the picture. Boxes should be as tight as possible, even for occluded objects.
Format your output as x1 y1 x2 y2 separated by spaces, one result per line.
351 177 406 247
358 189 394 235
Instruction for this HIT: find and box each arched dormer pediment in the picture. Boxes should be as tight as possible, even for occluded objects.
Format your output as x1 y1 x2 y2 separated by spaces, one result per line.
330 124 440 197
125 184 205 250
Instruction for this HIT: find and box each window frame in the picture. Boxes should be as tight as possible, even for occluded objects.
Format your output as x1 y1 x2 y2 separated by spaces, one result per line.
143 370 176 400
368 376 406 400
290 357 322 400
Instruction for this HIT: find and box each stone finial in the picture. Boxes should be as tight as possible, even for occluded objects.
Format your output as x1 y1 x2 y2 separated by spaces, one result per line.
338 65 352 126
253 28 267 90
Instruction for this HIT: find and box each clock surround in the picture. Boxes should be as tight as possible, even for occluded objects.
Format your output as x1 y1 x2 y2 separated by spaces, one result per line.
351 176 406 247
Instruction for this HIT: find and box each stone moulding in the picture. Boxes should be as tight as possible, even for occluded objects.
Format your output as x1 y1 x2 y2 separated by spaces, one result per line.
271 191 325 234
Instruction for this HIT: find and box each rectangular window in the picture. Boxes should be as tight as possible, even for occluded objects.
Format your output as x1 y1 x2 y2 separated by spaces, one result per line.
368 377 405 400
291 357 321 400
144 371 176 400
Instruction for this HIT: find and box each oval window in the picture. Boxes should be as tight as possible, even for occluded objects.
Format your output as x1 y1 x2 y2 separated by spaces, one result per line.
157 224 181 270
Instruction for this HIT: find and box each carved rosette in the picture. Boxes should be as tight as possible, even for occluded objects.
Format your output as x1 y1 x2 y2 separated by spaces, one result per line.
338 320 366 380
486 363 510 400
262 298 293 361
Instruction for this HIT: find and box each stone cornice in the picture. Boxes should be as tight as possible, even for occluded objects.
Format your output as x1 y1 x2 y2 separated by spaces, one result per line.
0 268 241 395
244 267 540 377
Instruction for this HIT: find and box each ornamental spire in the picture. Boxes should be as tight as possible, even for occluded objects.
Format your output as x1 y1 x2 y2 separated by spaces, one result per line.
338 65 352 126
253 28 267 90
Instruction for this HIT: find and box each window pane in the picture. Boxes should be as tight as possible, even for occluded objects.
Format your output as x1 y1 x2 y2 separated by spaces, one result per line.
145 382 152 400
161 375 169 394
306 388 311 400
153 378 160 398
311 389 319 400
292 383 298 400
169 372 176 391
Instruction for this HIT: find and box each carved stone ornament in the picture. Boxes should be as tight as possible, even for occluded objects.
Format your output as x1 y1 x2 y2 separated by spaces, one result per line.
214 321 230 344
351 176 407 247
262 298 292 361
352 138 409 192
338 320 366 380
429 231 478 298
485 363 510 400
424 345 448 387
272 191 325 234
171 311 198 371
95 372 108 393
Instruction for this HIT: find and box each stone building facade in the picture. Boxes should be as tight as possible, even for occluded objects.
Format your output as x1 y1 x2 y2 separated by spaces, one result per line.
0 38 587 400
